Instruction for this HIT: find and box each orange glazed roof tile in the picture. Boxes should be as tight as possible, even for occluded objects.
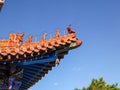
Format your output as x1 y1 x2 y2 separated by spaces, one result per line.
0 27 82 62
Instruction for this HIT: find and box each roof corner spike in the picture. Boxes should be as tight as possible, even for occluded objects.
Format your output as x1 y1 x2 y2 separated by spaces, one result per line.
67 25 76 34
0 0 4 11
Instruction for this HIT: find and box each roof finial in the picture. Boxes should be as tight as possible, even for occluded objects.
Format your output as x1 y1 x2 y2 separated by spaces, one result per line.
54 30 60 39
67 25 76 34
40 33 47 42
25 35 33 44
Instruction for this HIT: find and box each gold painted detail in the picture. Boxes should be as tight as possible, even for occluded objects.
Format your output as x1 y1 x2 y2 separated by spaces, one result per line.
16 55 19 59
8 55 11 60
0 55 2 60
24 54 27 58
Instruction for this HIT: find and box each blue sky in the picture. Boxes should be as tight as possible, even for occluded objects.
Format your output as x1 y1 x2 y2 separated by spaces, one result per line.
0 0 120 90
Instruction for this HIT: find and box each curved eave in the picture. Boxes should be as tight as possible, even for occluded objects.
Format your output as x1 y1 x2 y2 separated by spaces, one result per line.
19 40 82 90
0 28 82 90
0 33 82 62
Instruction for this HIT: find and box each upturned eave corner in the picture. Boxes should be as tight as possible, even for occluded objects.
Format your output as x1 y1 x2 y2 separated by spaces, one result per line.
0 26 82 89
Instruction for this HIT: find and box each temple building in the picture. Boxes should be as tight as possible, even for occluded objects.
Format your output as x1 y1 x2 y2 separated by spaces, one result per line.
0 1 82 90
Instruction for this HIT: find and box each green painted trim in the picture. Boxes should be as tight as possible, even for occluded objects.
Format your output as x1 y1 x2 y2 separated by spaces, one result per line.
69 42 76 48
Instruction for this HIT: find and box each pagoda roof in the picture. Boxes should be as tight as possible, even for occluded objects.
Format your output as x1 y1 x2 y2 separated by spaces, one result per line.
0 27 82 90
0 27 82 62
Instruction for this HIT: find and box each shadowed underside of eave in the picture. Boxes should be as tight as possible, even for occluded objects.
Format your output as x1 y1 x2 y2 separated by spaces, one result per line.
20 41 81 90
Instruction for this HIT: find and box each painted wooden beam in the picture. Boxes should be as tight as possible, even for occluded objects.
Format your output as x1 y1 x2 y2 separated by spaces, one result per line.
20 55 57 65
